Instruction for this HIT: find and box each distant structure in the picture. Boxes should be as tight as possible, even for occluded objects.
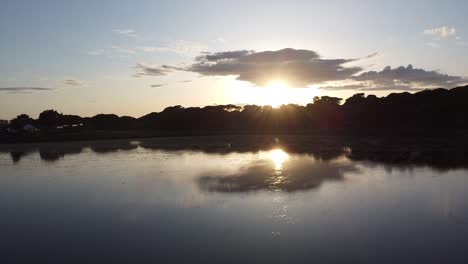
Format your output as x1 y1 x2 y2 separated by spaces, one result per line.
22 124 37 133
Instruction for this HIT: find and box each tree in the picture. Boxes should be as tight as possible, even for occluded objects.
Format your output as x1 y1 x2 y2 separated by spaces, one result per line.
38 110 62 128
10 114 34 130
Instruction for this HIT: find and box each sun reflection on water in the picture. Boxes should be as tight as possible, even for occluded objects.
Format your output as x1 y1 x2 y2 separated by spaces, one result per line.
266 149 296 232
268 149 289 170
265 149 290 190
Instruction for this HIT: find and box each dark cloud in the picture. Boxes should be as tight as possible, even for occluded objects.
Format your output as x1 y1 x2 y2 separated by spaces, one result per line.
136 48 466 91
319 84 426 92
188 48 361 87
134 48 362 87
319 84 369 91
0 87 52 92
195 50 253 62
354 64 465 87
134 63 184 77
321 65 467 91
151 84 167 88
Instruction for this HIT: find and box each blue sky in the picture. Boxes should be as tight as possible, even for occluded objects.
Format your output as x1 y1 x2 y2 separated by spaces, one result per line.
1 0 467 119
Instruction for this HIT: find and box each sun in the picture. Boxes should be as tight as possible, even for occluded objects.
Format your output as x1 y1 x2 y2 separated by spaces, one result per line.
229 78 320 107
265 80 290 107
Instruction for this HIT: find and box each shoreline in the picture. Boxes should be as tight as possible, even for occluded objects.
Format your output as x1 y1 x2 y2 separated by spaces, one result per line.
1 128 465 145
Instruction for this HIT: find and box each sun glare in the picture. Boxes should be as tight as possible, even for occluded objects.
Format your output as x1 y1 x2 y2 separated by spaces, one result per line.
228 77 320 107
265 80 290 107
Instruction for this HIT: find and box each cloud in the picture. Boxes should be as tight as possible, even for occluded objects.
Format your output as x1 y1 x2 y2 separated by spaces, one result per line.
424 26 457 38
90 40 204 59
212 37 226 43
111 46 136 55
197 157 358 193
112 29 137 38
87 46 136 58
354 64 465 87
0 87 52 92
195 50 254 61
137 48 467 91
365 52 379 59
136 46 167 53
64 79 86 87
151 84 167 88
319 84 369 91
87 49 106 56
134 63 183 77
136 40 206 57
321 65 466 91
141 48 364 87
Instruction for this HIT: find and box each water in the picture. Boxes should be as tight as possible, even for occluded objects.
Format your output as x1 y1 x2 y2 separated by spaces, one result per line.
1 137 468 263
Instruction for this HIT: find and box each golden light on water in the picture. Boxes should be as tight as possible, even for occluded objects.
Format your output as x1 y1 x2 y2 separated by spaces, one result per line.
265 149 290 191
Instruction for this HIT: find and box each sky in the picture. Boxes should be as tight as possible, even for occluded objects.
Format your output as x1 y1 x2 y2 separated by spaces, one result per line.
1 0 468 119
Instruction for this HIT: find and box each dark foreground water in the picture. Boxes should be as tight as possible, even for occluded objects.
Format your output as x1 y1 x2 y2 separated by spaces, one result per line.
1 137 468 263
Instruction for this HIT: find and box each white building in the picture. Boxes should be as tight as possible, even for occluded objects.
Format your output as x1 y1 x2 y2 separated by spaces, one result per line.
22 124 37 133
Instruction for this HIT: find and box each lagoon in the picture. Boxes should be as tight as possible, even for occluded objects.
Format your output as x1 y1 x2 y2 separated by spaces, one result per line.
1 136 468 263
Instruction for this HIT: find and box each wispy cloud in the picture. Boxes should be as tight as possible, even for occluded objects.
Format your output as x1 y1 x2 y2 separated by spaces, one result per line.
423 26 462 48
89 40 202 59
64 79 87 87
134 63 183 77
112 29 138 38
136 40 206 57
87 49 106 56
151 84 167 88
0 87 53 92
87 46 136 58
427 42 440 48
212 37 227 44
111 46 136 55
424 26 457 38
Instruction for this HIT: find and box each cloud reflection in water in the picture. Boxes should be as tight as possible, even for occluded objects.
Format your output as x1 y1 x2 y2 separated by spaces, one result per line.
198 149 359 193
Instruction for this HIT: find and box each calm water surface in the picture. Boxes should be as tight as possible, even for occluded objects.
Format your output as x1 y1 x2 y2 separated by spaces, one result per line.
1 138 468 263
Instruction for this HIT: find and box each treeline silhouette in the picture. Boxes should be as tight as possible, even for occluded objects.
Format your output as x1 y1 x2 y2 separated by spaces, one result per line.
2 135 468 170
4 85 468 139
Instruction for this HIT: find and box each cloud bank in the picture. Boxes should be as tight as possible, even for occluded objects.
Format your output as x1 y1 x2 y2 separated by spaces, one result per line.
135 48 467 91
135 48 364 87
188 48 363 87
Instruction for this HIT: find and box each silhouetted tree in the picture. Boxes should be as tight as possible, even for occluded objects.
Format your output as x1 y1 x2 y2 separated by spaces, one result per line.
38 110 62 128
61 114 83 127
5 85 468 139
10 114 35 130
